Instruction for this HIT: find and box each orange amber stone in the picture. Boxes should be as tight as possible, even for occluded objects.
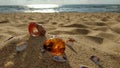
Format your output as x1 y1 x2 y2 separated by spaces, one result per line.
28 22 46 37
44 38 65 56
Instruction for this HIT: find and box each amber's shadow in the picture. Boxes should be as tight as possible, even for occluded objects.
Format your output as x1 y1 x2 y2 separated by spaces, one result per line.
0 36 71 68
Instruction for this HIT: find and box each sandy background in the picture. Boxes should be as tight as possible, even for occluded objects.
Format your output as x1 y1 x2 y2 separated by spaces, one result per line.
0 12 120 68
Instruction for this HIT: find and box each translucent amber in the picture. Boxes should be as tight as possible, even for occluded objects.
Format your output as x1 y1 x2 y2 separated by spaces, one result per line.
28 22 46 37
44 38 65 56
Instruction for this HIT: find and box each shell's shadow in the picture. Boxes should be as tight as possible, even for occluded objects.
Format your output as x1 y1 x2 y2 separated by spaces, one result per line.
12 37 71 68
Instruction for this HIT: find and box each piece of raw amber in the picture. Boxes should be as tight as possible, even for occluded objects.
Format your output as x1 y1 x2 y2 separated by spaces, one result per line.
28 22 46 37
43 38 65 56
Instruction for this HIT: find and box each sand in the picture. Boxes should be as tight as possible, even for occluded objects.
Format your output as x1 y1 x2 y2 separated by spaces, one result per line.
0 12 120 68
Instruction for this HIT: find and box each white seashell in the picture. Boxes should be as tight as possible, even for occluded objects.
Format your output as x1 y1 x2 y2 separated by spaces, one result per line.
16 42 27 52
80 65 88 68
52 55 67 62
40 48 46 53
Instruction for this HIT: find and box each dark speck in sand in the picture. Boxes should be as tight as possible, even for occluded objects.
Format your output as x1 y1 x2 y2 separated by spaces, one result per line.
4 36 14 42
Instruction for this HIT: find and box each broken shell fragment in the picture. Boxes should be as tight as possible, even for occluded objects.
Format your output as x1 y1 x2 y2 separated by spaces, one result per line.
28 22 46 37
50 35 58 39
66 38 76 46
90 55 103 68
67 38 76 42
40 47 46 53
53 55 67 62
16 41 27 53
80 65 88 68
90 55 100 65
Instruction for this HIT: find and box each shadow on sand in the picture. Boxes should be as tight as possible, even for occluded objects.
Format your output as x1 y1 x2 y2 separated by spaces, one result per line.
0 36 71 68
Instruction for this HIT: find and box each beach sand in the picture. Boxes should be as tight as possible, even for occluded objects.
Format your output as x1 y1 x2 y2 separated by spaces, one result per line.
0 12 120 68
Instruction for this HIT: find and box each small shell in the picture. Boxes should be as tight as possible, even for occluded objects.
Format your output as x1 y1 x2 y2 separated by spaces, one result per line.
16 41 27 52
50 35 57 38
67 38 76 42
52 56 67 62
28 22 46 37
40 47 46 53
90 55 100 65
80 65 88 68
66 38 76 46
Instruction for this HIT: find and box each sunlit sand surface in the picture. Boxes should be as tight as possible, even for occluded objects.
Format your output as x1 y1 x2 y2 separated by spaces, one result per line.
0 12 120 68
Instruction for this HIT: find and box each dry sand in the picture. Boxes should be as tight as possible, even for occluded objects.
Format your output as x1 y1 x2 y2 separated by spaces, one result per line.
0 12 120 68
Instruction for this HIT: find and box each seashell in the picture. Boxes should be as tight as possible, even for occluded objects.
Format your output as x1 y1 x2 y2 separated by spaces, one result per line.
66 38 76 46
80 65 88 68
28 22 46 37
90 55 103 68
43 37 65 56
52 55 67 62
40 47 46 53
67 38 76 42
50 35 58 39
16 41 27 53
90 55 100 65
